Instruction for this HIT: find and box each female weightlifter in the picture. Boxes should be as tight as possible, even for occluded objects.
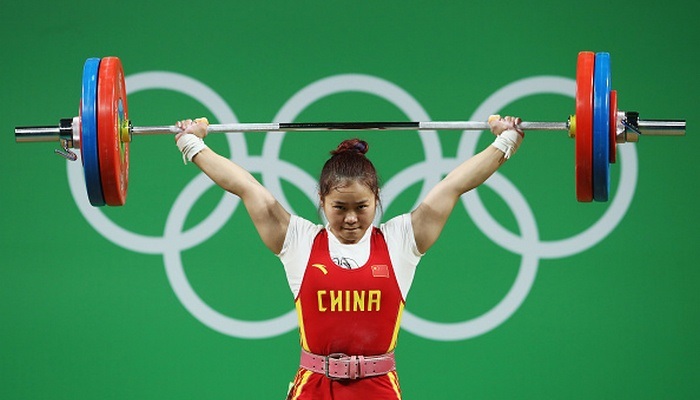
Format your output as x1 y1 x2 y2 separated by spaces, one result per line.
174 115 523 400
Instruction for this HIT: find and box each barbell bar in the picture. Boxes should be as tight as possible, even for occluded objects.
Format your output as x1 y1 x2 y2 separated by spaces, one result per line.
14 52 686 207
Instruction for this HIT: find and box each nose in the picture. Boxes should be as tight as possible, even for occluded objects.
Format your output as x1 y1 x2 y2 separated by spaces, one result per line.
345 212 358 225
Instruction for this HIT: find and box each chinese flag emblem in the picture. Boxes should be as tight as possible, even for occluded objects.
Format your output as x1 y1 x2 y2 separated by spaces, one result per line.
371 265 390 278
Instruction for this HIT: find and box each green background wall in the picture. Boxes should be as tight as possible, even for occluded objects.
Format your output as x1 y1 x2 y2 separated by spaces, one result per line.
2 1 698 399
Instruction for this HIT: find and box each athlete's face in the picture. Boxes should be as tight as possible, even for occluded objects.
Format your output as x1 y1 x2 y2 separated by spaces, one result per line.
321 180 377 245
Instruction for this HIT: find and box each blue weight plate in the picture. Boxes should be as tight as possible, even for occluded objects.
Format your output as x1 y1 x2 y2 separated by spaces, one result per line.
592 52 611 202
81 57 105 206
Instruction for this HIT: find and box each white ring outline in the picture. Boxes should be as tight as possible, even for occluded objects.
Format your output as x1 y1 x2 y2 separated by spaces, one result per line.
66 72 637 341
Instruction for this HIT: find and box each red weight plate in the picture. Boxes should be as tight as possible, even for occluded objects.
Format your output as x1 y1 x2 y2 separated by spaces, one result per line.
575 51 595 202
97 57 130 206
609 89 617 164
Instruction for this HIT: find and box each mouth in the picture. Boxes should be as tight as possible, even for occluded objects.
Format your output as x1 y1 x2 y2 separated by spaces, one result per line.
337 227 362 244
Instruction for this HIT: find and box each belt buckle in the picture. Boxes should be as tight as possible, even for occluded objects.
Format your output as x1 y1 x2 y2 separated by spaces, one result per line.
324 352 348 380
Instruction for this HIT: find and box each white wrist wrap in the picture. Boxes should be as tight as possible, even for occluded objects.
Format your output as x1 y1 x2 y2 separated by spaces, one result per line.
491 129 523 159
176 134 208 164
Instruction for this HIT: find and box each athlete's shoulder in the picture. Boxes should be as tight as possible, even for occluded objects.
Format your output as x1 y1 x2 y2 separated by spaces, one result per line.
379 213 412 237
284 215 324 247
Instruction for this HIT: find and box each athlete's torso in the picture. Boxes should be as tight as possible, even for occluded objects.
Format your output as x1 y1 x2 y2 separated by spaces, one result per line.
288 228 404 399
295 228 405 355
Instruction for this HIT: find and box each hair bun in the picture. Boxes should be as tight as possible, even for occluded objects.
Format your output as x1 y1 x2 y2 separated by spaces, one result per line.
332 138 369 156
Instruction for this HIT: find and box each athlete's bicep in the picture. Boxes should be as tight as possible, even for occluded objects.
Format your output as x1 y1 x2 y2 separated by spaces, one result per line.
278 216 322 297
410 191 458 254
240 184 291 254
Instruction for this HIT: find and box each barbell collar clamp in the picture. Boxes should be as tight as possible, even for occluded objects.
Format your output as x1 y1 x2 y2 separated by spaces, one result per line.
612 111 686 144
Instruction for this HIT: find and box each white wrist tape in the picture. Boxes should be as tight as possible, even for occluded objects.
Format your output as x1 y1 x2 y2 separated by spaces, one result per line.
491 129 523 159
176 134 208 164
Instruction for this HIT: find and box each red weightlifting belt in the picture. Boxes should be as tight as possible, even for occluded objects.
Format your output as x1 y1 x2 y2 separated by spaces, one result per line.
299 349 396 380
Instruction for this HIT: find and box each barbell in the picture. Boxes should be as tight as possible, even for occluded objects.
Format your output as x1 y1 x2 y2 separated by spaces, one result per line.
15 51 686 207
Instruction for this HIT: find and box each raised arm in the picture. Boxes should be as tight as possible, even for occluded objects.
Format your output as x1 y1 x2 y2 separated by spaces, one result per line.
411 116 524 254
175 119 290 254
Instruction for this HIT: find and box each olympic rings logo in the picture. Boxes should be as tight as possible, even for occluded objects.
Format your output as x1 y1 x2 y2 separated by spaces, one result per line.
66 71 638 341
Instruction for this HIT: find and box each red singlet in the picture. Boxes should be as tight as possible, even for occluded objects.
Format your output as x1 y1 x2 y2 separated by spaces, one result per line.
287 228 404 400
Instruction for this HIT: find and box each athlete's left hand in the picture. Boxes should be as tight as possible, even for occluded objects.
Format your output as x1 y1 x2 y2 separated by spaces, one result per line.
488 115 524 137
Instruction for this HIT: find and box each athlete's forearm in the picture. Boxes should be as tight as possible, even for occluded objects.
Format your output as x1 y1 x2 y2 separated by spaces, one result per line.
442 145 505 196
192 148 260 197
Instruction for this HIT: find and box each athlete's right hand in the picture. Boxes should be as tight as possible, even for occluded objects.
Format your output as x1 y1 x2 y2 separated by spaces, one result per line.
488 115 523 137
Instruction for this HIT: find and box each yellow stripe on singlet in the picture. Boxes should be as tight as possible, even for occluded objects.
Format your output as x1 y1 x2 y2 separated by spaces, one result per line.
295 299 310 351
388 371 402 399
289 370 314 400
387 302 404 352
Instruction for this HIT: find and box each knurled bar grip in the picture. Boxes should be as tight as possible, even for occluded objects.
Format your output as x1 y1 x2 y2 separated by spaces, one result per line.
131 121 568 135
